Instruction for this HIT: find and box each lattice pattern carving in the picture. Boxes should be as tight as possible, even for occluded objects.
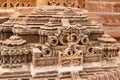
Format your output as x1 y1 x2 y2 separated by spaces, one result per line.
0 0 36 8
0 0 7 8
63 0 75 7
48 0 60 6
47 0 85 8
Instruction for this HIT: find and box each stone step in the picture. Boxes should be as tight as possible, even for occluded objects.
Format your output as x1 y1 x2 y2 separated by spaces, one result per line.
34 70 58 79
59 72 72 79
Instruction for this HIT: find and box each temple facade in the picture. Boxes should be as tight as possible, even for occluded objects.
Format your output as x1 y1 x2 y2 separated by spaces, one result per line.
0 0 120 80
0 6 119 80
0 0 120 42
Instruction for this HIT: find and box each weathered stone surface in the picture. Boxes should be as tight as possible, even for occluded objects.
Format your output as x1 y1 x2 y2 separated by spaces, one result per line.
0 6 119 80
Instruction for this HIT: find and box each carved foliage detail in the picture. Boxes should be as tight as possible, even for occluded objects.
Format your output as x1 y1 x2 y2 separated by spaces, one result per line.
60 44 83 67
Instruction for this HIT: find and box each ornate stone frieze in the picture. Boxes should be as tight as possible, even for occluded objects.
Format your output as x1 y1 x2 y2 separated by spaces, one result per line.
48 0 85 8
0 0 36 8
0 6 119 80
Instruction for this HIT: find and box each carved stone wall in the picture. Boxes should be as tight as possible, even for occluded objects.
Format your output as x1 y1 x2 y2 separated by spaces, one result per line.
0 0 36 8
47 0 85 8
0 0 85 9
85 0 120 41
0 0 120 42
85 0 120 25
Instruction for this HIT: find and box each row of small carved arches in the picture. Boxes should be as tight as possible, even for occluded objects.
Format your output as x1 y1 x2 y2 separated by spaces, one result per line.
0 3 31 8
48 0 85 8
0 0 35 8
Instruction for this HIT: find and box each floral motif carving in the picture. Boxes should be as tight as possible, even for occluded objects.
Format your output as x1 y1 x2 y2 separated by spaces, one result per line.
63 0 75 7
60 43 83 67
48 0 60 6
0 0 36 8
47 0 85 8
59 26 81 45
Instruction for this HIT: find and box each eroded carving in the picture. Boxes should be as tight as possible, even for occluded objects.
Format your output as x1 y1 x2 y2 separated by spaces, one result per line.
0 6 119 80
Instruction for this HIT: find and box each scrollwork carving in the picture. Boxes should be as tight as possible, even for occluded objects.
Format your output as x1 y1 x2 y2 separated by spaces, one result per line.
59 27 81 45
61 43 83 57
42 47 52 57
80 35 89 45
48 36 59 47
61 59 81 67
86 47 94 54
59 33 80 45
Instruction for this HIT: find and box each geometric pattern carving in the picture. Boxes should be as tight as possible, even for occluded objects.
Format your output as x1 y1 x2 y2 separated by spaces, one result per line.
63 0 75 7
0 0 36 8
48 0 60 6
0 0 85 8
48 0 85 8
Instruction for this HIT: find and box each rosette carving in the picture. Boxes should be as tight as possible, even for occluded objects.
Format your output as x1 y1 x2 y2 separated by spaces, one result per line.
48 36 59 47
42 46 52 57
80 35 89 45
59 33 80 45
59 26 81 46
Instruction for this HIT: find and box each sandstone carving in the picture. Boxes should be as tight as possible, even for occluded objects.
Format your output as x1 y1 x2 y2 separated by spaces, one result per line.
0 6 119 80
